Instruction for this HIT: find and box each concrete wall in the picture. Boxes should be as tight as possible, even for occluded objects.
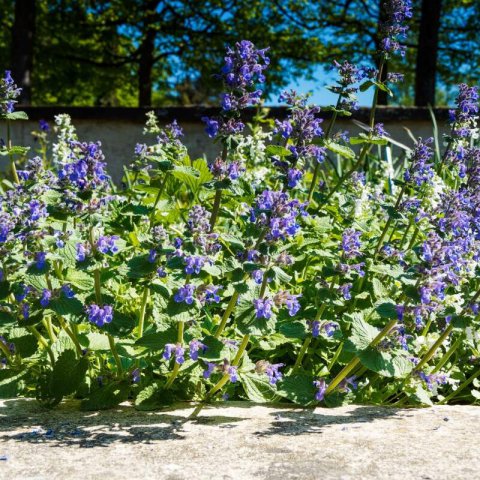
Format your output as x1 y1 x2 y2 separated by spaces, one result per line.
3 106 453 183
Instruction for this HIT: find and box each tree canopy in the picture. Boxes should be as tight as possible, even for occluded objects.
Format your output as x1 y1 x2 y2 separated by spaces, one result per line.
2 0 479 107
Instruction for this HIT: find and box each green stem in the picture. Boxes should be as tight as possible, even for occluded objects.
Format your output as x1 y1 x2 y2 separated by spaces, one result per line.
432 335 463 374
165 321 185 389
190 334 250 419
373 184 406 258
327 342 344 372
325 59 385 202
209 188 223 232
148 173 169 230
325 318 397 395
57 316 83 356
27 325 55 365
137 286 149 339
214 291 239 339
107 333 123 375
7 121 19 184
294 304 326 371
94 269 102 305
438 368 480 405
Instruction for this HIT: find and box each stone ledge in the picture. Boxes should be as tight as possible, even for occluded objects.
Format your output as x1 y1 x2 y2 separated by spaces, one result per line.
14 105 454 123
1 399 479 480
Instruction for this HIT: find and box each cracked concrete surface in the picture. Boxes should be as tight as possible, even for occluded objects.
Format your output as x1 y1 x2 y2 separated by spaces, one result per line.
1 400 479 479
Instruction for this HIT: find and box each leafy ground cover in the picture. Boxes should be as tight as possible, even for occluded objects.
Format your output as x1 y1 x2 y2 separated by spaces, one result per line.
1 1 480 412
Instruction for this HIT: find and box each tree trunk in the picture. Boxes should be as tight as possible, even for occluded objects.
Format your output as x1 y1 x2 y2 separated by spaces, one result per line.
414 0 442 106
138 29 156 106
11 0 36 104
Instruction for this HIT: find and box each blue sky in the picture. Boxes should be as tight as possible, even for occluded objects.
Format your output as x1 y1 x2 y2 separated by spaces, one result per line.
267 65 374 107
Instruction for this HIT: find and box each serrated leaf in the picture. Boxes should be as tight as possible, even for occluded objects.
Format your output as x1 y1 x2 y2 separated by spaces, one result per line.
372 278 389 299
134 382 176 410
80 381 131 410
197 335 228 361
0 369 28 398
345 313 379 352
240 372 280 402
376 302 398 319
278 321 307 339
135 327 177 350
58 241 79 268
51 349 89 397
265 145 292 157
126 255 158 279
65 269 94 291
358 348 413 378
326 142 355 160
277 373 316 406
5 111 28 120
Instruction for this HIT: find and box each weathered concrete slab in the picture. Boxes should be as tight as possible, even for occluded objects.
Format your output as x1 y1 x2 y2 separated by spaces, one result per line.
0 400 479 480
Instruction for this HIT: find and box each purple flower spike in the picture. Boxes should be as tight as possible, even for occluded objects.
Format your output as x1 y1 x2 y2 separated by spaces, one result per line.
189 339 207 361
313 379 327 401
86 304 113 327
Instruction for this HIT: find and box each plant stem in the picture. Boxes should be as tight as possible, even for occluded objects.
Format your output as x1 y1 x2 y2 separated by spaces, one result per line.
373 184 406 258
438 368 480 405
325 59 386 202
432 335 463 374
294 304 326 371
137 287 149 339
27 325 55 365
209 188 223 232
148 173 169 230
190 333 250 419
57 316 83 356
325 318 397 395
107 333 123 375
214 291 239 339
415 287 480 372
165 321 185 389
6 121 20 184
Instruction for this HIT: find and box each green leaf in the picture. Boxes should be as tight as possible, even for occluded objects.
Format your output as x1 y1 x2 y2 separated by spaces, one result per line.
84 332 111 351
345 313 379 351
358 349 413 378
277 372 316 406
369 264 404 278
51 349 89 397
0 309 16 327
65 269 94 291
265 145 292 157
325 142 355 160
372 278 389 300
59 241 80 268
171 165 200 190
135 382 176 410
278 321 307 339
81 380 131 410
376 302 398 319
126 255 158 279
240 372 280 402
103 311 136 337
48 296 84 321
0 369 28 398
135 327 177 350
11 334 38 358
5 111 28 120
197 335 229 361
269 266 292 284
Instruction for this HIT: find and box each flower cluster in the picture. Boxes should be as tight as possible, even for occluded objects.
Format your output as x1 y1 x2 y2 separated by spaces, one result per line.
86 304 113 327
249 190 307 242
378 0 413 56
202 40 269 138
0 70 21 114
